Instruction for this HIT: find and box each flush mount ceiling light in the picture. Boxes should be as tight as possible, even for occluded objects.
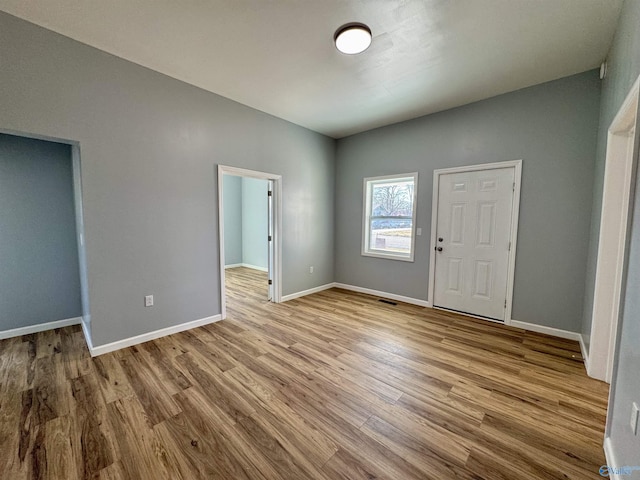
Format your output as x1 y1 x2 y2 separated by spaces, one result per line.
334 23 372 55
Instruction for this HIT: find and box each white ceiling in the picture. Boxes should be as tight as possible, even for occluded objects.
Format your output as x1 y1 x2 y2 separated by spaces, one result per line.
0 1 623 138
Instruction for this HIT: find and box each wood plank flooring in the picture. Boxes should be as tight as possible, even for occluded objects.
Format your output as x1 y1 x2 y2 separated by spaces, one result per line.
0 266 609 479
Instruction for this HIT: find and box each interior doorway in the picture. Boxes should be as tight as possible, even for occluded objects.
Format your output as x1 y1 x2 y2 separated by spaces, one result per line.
217 165 281 319
0 131 90 341
428 160 522 323
589 76 640 383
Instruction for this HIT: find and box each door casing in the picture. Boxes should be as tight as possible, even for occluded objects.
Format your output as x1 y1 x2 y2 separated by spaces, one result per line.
428 160 522 325
590 75 640 384
267 179 275 301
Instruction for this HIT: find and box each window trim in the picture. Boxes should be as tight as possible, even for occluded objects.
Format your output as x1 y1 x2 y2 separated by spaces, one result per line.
361 172 418 262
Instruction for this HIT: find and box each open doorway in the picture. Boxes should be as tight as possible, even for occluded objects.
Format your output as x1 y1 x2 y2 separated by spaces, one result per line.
0 131 90 343
217 165 281 319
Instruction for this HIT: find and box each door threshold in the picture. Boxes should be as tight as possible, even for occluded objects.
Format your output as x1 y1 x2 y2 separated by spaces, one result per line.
432 305 505 324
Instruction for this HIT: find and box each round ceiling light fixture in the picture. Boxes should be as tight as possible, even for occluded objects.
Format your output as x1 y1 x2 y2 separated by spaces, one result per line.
334 23 372 55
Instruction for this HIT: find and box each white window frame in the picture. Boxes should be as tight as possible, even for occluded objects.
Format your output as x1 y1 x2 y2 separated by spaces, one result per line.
361 172 418 262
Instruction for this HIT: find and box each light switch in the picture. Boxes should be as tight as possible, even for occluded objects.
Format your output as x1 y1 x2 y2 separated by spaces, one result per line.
416 227 422 236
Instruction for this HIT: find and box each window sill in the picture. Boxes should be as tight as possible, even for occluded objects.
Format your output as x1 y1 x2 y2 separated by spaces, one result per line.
361 250 415 262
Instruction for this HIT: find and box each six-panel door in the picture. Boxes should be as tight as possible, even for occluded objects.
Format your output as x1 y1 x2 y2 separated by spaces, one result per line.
433 167 515 320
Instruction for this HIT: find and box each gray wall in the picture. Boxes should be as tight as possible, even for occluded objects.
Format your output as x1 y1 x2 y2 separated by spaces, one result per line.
582 0 640 354
609 149 640 473
0 133 82 330
241 177 268 269
223 175 243 266
335 71 601 332
592 0 640 467
0 12 335 347
223 175 269 270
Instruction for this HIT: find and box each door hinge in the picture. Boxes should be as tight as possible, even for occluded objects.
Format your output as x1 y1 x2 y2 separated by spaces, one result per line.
508 241 511 251
268 279 273 285
268 235 272 242
513 182 516 192
504 299 507 308
267 190 273 197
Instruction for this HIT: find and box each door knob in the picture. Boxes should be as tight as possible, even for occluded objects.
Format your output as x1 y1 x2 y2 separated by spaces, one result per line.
437 247 443 252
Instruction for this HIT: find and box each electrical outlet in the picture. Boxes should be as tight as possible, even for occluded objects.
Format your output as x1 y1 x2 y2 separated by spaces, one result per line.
144 295 154 307
631 402 639 435
309 266 314 274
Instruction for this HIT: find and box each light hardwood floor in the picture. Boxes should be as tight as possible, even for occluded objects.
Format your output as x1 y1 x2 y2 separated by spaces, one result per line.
0 267 609 479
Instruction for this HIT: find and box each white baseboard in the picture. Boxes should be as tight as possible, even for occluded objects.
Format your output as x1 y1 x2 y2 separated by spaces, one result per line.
603 437 621 480
243 263 268 272
88 314 222 357
509 320 581 341
225 263 268 272
281 283 336 302
578 334 591 372
333 283 431 308
0 316 82 340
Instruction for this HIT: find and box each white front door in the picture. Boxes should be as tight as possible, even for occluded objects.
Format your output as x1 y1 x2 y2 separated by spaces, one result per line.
433 167 515 320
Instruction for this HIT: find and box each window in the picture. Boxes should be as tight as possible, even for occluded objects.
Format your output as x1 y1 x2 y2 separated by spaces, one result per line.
362 173 418 261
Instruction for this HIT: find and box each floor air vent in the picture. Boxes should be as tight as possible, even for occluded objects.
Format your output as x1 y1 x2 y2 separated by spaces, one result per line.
378 299 397 306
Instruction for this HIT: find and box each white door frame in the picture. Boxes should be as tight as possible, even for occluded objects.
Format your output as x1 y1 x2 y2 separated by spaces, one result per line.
217 165 283 319
589 75 640 383
428 160 523 324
